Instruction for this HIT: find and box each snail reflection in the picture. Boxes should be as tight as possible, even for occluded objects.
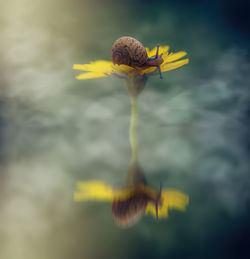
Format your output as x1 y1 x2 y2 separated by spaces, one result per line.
74 161 189 228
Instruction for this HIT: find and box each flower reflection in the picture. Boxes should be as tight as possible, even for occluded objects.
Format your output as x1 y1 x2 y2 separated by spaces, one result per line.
74 163 189 228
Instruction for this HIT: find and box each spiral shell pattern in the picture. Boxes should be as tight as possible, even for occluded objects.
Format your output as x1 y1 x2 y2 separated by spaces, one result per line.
111 192 149 227
111 36 148 67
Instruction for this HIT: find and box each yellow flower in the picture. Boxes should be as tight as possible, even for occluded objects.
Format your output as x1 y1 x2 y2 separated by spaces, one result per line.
73 45 189 80
74 181 189 220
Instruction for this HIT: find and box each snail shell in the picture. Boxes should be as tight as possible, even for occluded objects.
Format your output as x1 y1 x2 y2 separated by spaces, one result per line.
111 191 149 228
111 162 163 228
111 36 148 67
111 163 148 227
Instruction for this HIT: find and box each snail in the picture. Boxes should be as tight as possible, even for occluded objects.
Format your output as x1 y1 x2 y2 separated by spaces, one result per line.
111 163 162 228
111 36 164 79
111 185 162 228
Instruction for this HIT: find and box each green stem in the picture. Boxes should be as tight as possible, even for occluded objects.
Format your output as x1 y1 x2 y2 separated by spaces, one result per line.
130 96 138 163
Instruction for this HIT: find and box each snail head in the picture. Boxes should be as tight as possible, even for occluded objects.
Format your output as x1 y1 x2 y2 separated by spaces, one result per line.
146 45 164 79
113 53 122 65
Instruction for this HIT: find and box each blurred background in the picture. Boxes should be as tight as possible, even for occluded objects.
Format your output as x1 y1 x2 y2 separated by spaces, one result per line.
1 0 250 258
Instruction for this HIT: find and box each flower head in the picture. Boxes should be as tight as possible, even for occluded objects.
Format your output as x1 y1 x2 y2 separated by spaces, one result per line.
73 45 189 96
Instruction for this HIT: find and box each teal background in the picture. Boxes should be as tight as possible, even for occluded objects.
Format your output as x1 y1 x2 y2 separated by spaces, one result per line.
1 0 250 258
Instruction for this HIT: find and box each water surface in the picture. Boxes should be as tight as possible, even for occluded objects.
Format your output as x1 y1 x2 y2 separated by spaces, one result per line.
1 0 250 258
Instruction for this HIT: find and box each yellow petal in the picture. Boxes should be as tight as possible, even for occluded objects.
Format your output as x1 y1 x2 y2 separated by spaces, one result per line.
113 64 135 75
145 47 150 54
161 58 189 72
163 190 189 210
165 51 188 63
74 181 142 202
76 72 108 80
74 181 114 201
145 202 162 217
161 52 169 61
147 45 170 57
142 67 157 74
73 60 113 73
113 184 158 202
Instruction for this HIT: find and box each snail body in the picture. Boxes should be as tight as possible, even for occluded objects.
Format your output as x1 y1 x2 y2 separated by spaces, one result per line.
111 36 164 78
